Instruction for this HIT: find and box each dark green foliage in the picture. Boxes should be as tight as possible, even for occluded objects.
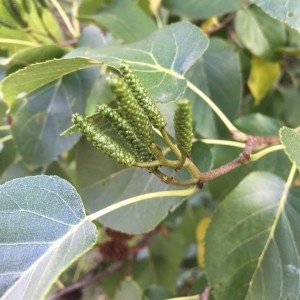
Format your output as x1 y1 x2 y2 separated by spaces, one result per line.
120 61 167 130
174 99 193 155
97 104 155 162
108 74 154 146
72 113 136 167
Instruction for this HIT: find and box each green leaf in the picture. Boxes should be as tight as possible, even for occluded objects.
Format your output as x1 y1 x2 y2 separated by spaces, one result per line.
162 0 244 19
206 172 300 299
1 57 100 108
76 139 186 234
79 0 156 43
185 38 242 138
191 141 213 172
253 0 300 32
115 277 143 300
89 21 209 103
7 45 65 74
235 5 286 60
280 126 300 170
134 231 185 293
0 175 97 298
81 168 186 234
10 73 85 168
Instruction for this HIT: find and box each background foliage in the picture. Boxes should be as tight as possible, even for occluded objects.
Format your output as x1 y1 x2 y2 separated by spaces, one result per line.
0 0 300 299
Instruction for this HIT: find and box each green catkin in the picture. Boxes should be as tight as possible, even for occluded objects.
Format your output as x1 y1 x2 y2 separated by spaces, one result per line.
72 113 136 167
174 99 193 156
97 104 155 162
36 0 48 8
0 18 17 29
3 0 28 28
21 0 31 13
119 61 167 130
108 74 154 146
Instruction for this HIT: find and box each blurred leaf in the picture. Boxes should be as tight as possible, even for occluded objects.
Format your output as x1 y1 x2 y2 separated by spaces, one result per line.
134 231 185 293
185 38 242 138
79 0 156 43
196 217 211 268
76 25 107 49
206 172 300 299
115 277 143 300
280 126 300 170
247 56 280 105
235 5 286 60
191 141 213 172
0 175 97 299
162 0 244 19
145 285 174 300
1 57 100 108
0 139 16 177
88 21 209 104
253 0 300 32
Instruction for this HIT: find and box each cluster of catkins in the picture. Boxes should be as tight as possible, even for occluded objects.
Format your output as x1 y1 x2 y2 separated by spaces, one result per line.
70 61 193 167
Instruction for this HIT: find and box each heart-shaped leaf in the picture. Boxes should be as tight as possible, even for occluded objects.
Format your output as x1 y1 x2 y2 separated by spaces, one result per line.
0 175 97 299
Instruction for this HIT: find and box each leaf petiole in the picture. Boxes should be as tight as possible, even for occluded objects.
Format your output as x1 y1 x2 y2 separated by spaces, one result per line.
87 187 197 221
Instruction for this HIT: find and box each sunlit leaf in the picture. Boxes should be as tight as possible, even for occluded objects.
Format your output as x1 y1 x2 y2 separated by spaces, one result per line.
0 176 97 299
247 56 281 105
206 172 300 299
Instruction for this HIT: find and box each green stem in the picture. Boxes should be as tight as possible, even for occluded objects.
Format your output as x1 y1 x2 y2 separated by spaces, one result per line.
250 144 284 162
0 135 12 143
0 125 11 131
201 139 245 148
0 38 39 46
186 80 247 139
149 142 180 168
151 168 198 186
87 187 197 221
160 128 187 169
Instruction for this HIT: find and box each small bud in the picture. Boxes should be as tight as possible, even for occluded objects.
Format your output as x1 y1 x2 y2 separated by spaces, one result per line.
120 61 167 130
174 99 193 156
72 113 136 167
108 74 154 146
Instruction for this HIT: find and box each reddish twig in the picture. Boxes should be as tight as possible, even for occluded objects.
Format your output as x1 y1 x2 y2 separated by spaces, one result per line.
46 262 123 300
